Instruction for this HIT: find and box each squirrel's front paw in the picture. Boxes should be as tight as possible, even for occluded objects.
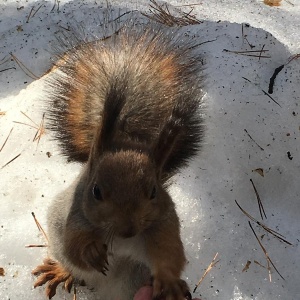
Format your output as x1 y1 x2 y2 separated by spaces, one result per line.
152 276 191 300
32 258 74 299
84 242 109 275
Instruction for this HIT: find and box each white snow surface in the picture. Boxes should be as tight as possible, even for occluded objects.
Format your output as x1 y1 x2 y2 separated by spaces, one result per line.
0 1 299 300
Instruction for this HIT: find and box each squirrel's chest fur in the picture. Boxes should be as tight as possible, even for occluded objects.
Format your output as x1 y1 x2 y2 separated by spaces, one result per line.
109 235 148 264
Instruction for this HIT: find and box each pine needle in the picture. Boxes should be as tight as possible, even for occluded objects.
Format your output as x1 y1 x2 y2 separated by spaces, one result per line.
26 6 34 23
287 53 300 64
26 4 44 22
244 129 265 151
31 212 49 244
31 4 43 19
223 49 271 58
248 221 285 281
33 113 46 145
0 128 13 153
10 53 39 80
193 253 219 293
142 0 201 27
13 112 46 144
254 260 268 269
1 153 21 169
235 200 292 245
250 179 267 220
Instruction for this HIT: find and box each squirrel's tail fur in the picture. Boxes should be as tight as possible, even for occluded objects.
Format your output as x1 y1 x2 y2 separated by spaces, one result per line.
47 22 204 179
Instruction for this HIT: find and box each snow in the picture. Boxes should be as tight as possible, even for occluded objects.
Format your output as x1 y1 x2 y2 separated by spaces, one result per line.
0 1 299 300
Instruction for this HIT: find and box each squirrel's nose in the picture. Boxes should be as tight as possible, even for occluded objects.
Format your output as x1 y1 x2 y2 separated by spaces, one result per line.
119 224 137 239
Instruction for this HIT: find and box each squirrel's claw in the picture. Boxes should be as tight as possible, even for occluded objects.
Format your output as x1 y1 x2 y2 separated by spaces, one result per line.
64 275 74 293
152 277 190 300
32 258 73 299
84 242 109 275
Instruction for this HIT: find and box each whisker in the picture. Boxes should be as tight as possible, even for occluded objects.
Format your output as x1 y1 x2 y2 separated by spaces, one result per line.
109 228 116 251
103 224 115 252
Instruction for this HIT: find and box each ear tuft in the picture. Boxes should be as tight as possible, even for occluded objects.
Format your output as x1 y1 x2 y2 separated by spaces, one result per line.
89 79 127 165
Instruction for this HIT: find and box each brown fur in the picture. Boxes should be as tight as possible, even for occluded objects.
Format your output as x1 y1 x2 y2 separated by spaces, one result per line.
37 21 204 300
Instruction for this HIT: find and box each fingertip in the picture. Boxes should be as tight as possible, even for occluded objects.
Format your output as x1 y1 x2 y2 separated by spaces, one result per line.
133 286 153 300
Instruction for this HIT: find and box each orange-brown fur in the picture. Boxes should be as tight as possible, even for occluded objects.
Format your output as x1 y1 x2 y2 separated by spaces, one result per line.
66 59 96 157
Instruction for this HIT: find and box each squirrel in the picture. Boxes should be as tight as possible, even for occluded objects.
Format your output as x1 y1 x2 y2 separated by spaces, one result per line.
32 19 204 300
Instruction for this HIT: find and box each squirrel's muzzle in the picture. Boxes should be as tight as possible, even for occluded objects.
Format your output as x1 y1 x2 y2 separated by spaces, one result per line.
118 223 137 239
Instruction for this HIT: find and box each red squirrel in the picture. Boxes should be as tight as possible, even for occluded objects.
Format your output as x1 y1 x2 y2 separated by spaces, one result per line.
32 19 204 300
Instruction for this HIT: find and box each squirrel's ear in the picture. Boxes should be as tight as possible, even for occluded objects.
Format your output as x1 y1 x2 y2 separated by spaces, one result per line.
88 123 104 166
153 117 182 179
88 82 126 167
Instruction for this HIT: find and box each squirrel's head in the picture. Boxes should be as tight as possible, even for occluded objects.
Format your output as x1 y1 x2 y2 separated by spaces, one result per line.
81 83 182 239
82 149 172 239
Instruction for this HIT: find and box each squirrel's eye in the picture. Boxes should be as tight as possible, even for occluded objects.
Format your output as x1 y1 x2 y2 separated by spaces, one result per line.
150 186 157 200
92 184 102 200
